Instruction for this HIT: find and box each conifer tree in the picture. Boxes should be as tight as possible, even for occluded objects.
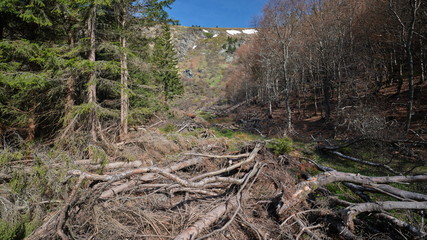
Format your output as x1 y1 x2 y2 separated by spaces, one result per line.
152 25 183 101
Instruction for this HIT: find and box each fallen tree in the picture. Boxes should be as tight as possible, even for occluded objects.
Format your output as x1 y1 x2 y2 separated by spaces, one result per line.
27 144 264 240
277 171 427 216
23 139 427 240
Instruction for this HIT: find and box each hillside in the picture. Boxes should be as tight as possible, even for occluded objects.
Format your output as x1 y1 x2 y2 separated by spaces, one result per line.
170 26 257 112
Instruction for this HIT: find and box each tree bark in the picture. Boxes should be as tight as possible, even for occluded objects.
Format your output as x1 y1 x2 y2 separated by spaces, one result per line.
0 15 4 40
26 105 37 141
99 157 204 199
328 150 400 175
283 44 292 132
87 3 97 141
65 31 75 116
421 38 425 84
405 0 421 132
119 5 129 141
277 171 427 216
174 195 239 240
341 201 427 231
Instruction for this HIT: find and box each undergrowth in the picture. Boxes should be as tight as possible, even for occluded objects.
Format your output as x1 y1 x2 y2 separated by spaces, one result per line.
267 137 294 155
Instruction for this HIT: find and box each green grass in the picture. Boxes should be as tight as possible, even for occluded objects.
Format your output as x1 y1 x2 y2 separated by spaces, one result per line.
160 123 177 133
196 110 216 120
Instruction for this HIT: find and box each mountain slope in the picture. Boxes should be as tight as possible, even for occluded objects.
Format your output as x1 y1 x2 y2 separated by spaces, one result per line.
170 26 257 112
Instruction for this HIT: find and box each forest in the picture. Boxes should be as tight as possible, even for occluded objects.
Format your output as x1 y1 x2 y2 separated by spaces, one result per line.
0 0 426 239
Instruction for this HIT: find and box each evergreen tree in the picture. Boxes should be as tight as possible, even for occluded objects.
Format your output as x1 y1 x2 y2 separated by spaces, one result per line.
0 0 181 144
152 25 183 101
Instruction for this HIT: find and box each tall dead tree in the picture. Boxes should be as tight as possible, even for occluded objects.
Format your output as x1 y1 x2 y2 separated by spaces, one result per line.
87 3 98 141
389 0 422 132
116 0 129 141
260 0 304 132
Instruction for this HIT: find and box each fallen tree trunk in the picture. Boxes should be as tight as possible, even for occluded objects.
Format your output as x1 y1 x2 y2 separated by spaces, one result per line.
174 195 240 240
183 152 250 159
174 162 262 240
100 157 203 199
329 197 426 239
28 144 265 240
101 144 262 199
329 150 401 175
277 171 427 216
309 159 427 201
341 201 427 231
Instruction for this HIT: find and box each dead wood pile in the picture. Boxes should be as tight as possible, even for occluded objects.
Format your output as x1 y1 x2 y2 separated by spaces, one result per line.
25 140 427 240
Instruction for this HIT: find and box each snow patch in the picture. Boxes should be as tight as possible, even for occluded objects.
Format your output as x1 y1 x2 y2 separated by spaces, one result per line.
192 45 197 49
226 30 241 35
202 29 209 33
213 34 219 38
243 29 258 34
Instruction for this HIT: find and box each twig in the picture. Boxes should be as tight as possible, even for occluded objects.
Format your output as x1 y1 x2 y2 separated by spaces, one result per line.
183 152 250 159
56 175 85 240
195 162 263 240
177 123 189 133
329 150 401 175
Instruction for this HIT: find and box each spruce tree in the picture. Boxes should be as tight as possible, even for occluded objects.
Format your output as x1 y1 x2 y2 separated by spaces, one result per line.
152 24 183 101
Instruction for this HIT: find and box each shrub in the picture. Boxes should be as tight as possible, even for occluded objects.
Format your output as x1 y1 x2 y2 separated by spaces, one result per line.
267 137 293 155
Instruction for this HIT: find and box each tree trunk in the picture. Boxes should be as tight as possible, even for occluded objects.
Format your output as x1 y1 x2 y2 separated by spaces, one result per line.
396 63 403 95
26 106 37 141
405 0 420 132
0 15 4 40
87 4 97 141
342 201 427 231
283 44 292 132
119 6 129 141
65 31 76 116
277 170 427 216
65 75 75 115
322 75 332 121
420 38 425 84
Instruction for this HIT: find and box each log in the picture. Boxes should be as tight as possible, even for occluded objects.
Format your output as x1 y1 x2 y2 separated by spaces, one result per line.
183 152 250 159
309 159 427 201
374 212 426 239
174 195 239 240
100 157 203 199
277 171 427 215
341 201 427 231
329 197 426 239
173 162 262 240
329 151 401 175
363 183 427 201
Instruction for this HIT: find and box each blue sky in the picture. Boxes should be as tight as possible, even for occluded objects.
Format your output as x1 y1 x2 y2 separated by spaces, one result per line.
167 0 267 28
